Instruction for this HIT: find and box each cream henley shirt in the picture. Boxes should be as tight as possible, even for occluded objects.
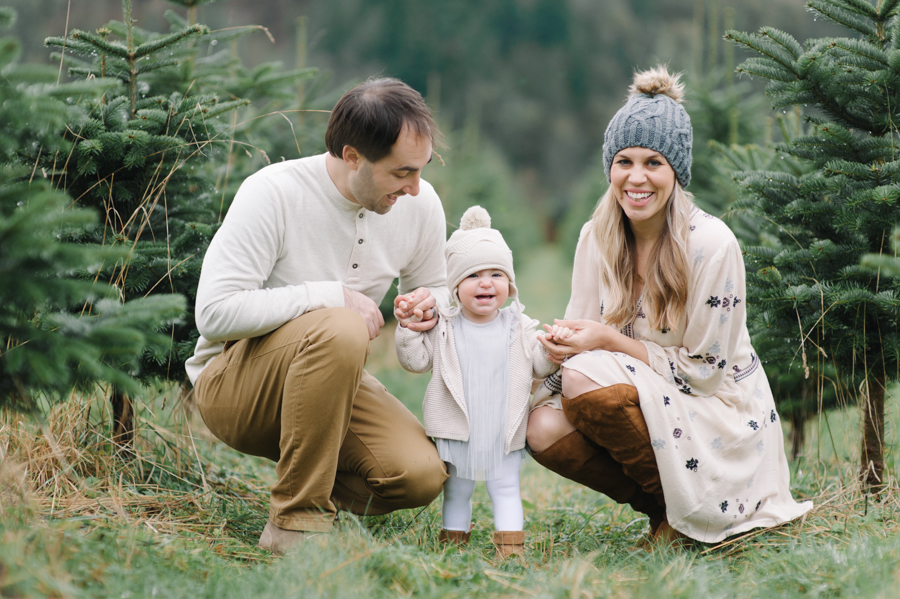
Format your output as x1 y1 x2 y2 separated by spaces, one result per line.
185 153 449 385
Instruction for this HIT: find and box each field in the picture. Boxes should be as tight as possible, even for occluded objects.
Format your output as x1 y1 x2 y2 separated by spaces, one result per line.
3 246 900 598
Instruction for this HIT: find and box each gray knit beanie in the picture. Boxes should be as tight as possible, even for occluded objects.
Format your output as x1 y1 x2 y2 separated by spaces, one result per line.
603 66 693 188
445 206 517 306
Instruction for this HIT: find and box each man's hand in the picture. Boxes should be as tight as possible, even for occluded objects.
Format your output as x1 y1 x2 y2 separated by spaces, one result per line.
343 287 384 340
394 287 439 332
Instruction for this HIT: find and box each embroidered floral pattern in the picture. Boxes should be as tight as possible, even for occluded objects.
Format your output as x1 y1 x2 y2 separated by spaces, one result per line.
770 410 777 423
652 438 667 450
711 437 723 451
626 364 636 374
664 396 671 406
748 420 759 431
720 500 729 513
706 296 721 308
673 428 683 439
733 353 760 383
686 458 699 472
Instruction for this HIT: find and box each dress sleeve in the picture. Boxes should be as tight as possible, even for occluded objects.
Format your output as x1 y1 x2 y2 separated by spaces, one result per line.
395 323 436 374
564 222 604 321
640 237 748 396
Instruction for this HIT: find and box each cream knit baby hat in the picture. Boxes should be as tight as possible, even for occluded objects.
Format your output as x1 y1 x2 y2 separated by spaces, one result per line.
445 206 517 306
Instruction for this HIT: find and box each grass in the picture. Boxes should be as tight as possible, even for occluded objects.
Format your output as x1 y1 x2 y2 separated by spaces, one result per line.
3 246 900 598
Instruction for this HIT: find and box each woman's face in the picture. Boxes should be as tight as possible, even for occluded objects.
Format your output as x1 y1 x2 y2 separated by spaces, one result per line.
610 147 676 233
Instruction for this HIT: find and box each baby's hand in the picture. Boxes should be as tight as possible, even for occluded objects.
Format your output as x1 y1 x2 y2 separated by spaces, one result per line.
542 323 573 342
394 293 424 328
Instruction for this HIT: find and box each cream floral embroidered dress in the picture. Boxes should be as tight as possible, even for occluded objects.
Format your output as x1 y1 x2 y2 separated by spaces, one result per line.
561 207 813 543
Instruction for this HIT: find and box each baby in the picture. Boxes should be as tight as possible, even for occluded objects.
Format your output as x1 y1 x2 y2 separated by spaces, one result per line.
394 205 558 558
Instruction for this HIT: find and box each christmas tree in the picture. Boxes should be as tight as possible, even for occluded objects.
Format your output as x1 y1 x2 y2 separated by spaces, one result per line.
0 6 184 412
727 0 900 489
40 0 324 441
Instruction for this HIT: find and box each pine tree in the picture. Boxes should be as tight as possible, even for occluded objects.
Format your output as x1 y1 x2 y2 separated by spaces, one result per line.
40 0 328 442
710 112 839 459
0 6 184 412
726 0 900 489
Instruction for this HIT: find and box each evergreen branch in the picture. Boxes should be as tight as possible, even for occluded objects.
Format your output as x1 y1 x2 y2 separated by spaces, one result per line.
44 36 106 59
133 24 209 59
827 38 889 67
807 0 878 38
0 6 15 29
134 58 180 75
69 30 130 59
194 99 250 121
837 0 879 19
758 26 805 59
727 29 801 77
880 0 900 17
735 58 797 82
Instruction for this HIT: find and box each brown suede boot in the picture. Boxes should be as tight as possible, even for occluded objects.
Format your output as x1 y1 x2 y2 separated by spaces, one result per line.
438 529 471 547
492 530 525 559
531 429 666 527
561 384 665 507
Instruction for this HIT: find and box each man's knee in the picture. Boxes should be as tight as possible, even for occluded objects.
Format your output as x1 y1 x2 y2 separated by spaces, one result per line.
377 454 448 510
293 307 370 364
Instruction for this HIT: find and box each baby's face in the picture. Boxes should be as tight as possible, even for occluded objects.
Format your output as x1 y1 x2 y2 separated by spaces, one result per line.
457 269 510 324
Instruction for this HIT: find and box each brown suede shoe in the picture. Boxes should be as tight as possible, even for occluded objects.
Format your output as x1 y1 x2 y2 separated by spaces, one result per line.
492 530 525 559
438 528 471 546
651 520 692 550
257 521 321 554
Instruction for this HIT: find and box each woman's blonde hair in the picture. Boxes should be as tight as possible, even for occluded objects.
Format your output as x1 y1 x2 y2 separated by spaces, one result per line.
589 182 694 332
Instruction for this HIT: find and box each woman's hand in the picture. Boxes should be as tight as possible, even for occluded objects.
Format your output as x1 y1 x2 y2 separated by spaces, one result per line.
538 318 650 366
539 319 610 364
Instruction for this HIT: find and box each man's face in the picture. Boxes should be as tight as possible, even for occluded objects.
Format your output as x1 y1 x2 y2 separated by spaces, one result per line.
346 125 433 215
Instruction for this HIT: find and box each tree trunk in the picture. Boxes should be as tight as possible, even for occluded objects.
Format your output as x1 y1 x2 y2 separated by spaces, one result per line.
789 411 806 460
111 388 134 455
859 373 886 492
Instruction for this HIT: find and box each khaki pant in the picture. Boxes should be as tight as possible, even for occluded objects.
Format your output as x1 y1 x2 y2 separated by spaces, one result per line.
194 308 448 532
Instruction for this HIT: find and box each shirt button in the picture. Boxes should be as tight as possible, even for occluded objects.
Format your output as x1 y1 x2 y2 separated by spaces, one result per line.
352 263 358 269
358 213 364 218
358 239 364 244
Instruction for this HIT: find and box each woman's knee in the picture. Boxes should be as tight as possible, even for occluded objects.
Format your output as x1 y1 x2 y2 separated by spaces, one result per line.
561 368 600 399
526 406 576 454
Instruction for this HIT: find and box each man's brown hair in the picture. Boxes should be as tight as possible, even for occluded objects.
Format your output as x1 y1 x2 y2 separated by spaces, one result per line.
325 78 441 162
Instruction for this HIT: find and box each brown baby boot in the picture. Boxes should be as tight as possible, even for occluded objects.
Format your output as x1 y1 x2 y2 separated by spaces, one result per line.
492 530 525 559
439 529 471 548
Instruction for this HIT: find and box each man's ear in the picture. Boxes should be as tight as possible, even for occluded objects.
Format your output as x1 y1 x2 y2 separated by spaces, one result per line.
342 145 363 170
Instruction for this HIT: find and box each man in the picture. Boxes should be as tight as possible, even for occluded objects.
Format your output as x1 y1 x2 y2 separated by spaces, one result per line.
185 78 450 553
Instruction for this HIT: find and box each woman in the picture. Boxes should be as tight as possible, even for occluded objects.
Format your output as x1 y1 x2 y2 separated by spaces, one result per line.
528 66 812 544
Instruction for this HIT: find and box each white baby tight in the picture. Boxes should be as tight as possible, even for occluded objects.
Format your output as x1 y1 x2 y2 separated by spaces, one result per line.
441 463 524 531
